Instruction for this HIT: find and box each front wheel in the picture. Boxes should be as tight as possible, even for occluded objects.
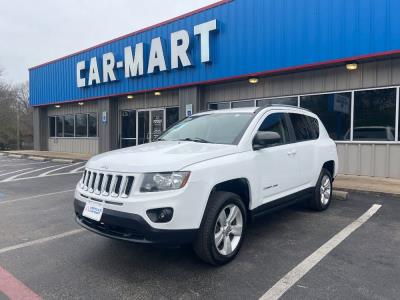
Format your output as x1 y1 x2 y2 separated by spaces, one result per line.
309 168 333 211
193 191 246 265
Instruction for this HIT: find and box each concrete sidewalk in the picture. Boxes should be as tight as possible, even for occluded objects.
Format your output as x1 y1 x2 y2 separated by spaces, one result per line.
335 174 400 196
0 150 92 162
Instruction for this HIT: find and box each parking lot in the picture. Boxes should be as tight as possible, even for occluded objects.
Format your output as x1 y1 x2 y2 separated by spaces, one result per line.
0 155 399 300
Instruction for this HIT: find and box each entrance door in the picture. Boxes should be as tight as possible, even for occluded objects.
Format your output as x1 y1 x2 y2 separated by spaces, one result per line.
120 110 136 148
138 111 150 145
150 110 164 142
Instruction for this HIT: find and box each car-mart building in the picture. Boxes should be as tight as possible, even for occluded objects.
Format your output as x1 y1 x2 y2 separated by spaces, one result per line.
30 0 400 178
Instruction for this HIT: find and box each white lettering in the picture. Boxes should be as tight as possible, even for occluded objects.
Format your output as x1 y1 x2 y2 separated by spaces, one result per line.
88 57 101 86
147 37 167 74
102 52 116 83
171 30 192 69
76 61 86 87
194 19 218 63
124 43 144 78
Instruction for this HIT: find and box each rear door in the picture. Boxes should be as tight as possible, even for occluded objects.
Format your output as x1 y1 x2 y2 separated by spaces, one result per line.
253 112 301 203
287 113 319 186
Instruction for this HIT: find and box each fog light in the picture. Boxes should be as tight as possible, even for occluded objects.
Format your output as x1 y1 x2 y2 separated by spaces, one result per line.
147 208 173 223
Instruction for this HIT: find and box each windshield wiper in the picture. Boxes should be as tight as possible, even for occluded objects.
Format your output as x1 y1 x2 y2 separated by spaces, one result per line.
179 137 211 143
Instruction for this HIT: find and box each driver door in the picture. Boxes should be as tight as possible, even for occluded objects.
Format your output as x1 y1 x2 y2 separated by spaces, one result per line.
253 112 300 204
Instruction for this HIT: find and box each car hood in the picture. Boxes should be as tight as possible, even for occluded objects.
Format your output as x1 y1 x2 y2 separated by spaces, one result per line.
86 141 238 173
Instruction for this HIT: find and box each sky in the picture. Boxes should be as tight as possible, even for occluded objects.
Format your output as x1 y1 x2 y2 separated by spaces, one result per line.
0 0 218 84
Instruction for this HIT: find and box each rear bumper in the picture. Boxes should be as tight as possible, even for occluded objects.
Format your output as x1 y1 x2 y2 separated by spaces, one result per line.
74 199 197 245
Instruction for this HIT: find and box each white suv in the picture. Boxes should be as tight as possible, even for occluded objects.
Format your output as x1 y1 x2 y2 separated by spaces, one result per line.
74 106 338 265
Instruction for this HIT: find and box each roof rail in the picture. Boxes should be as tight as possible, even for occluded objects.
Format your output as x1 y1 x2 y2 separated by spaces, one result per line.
260 104 313 113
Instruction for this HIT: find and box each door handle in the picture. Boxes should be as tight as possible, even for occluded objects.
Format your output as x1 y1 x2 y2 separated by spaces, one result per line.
287 150 297 156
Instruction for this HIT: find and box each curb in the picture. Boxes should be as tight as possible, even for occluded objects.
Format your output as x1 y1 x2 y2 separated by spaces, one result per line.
7 154 23 158
333 190 348 201
27 156 48 162
51 158 75 164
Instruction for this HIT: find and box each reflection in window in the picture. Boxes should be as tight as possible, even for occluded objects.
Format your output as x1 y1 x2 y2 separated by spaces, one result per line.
56 116 63 137
300 93 350 141
88 113 97 137
289 113 315 142
208 102 230 110
258 113 289 145
49 117 56 137
166 107 179 129
353 88 396 141
231 100 255 108
75 114 88 137
257 97 298 107
63 115 75 137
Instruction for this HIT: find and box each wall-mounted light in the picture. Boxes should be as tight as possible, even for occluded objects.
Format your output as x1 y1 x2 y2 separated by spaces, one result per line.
249 77 259 84
78 102 84 106
55 105 61 108
346 63 358 71
127 95 134 99
154 91 162 96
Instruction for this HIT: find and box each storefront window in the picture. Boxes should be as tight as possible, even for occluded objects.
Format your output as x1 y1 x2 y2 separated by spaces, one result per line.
88 113 97 137
75 114 88 137
63 115 75 137
231 100 255 108
208 102 230 110
300 93 351 141
256 97 298 107
49 117 56 137
166 107 179 129
353 88 396 141
55 116 63 137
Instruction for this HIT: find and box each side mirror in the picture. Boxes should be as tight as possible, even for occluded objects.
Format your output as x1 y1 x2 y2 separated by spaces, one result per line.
253 131 281 150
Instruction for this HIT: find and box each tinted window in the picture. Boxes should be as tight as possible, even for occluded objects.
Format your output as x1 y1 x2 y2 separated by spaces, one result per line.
55 116 63 137
88 113 97 137
300 93 350 140
257 97 298 107
208 102 230 110
75 114 88 137
49 117 56 137
289 113 314 142
353 88 396 141
308 116 320 139
258 113 290 145
231 100 254 108
63 115 74 137
166 107 179 129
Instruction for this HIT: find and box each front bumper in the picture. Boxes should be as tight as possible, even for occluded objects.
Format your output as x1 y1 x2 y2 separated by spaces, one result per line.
74 199 197 244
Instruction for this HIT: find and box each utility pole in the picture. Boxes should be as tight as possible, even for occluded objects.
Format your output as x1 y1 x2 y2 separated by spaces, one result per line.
16 100 20 150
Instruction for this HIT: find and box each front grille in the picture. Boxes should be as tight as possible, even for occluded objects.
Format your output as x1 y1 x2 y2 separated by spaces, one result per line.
80 169 134 198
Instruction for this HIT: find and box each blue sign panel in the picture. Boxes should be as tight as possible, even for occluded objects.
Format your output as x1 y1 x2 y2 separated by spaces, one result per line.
29 0 400 106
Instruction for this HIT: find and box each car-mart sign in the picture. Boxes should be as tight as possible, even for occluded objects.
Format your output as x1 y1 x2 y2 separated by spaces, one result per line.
76 20 218 88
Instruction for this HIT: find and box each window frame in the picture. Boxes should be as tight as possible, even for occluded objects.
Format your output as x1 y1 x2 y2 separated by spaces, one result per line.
48 113 98 139
208 85 400 144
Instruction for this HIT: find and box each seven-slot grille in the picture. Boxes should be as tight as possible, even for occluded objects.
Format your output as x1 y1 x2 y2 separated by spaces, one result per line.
80 169 134 198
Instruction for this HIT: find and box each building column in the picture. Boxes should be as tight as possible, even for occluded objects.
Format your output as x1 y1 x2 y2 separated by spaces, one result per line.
178 86 205 119
97 98 118 153
33 106 48 151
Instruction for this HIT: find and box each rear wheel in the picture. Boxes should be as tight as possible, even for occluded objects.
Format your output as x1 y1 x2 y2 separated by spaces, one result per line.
310 168 332 211
193 191 246 265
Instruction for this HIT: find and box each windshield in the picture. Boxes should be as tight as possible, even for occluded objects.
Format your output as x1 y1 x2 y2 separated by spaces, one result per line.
158 113 253 145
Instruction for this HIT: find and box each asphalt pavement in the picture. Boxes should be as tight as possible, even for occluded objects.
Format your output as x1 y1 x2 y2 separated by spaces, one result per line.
0 155 399 299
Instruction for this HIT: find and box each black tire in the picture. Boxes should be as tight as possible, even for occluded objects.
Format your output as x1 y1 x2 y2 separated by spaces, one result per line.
193 191 247 266
309 168 333 211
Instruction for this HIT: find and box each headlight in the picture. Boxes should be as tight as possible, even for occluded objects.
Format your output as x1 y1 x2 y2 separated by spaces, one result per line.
140 172 190 192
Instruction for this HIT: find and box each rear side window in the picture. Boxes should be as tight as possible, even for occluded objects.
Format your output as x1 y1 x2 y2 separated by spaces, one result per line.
289 113 319 142
258 113 290 145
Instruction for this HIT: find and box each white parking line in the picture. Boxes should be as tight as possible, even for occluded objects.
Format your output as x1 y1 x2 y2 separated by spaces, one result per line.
0 229 85 255
259 204 382 300
0 189 75 205
1 165 62 182
38 162 83 177
0 168 33 177
69 165 86 173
